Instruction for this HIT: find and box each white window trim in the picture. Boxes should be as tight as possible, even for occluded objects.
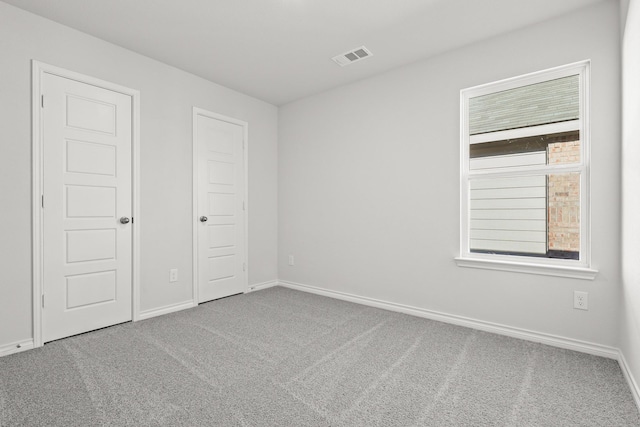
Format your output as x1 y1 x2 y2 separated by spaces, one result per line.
457 60 597 280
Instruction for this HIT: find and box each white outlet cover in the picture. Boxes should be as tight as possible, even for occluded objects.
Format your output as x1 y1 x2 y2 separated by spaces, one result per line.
573 291 588 310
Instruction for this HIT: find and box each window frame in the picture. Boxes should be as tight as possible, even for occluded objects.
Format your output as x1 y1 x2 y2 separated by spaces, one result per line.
456 60 597 280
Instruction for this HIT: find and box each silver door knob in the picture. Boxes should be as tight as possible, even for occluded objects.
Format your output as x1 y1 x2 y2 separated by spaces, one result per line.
120 217 130 224
200 216 208 222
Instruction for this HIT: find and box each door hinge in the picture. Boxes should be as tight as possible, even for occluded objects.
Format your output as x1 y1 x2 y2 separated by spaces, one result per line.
41 95 44 108
243 263 246 272
41 194 44 208
41 294 45 308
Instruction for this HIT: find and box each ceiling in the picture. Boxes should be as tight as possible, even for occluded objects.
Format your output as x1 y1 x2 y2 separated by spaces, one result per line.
3 0 604 105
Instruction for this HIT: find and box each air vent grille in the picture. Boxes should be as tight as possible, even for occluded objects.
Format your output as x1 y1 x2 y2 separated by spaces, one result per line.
332 46 373 67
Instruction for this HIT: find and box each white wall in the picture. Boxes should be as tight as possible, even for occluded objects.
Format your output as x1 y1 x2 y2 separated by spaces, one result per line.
622 0 631 29
0 2 278 348
621 0 640 403
279 0 621 347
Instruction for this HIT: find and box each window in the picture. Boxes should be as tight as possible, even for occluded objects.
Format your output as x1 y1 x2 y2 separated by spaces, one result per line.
457 61 597 279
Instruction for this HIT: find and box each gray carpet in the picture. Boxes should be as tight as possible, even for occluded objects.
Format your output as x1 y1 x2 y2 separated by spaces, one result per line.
0 286 638 426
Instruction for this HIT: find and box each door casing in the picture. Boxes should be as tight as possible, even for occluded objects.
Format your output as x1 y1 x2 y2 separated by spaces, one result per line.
192 107 249 303
31 61 141 348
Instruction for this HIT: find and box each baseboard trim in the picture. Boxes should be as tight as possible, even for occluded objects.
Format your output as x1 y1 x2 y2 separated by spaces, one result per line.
278 280 619 360
618 350 640 410
0 339 34 357
139 300 195 320
247 280 279 292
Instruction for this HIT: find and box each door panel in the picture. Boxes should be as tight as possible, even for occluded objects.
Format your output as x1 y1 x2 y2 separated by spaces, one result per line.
196 113 246 303
65 229 116 263
65 271 117 309
66 140 116 175
42 73 132 342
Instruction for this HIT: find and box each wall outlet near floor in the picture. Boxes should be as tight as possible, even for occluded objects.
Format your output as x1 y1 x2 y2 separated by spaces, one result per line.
169 268 178 283
574 291 588 310
288 255 295 266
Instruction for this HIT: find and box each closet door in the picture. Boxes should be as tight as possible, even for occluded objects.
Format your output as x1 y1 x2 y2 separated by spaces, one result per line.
42 72 133 342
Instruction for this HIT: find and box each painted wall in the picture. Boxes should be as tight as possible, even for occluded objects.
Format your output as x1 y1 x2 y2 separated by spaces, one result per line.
0 2 278 348
621 0 640 403
279 0 621 347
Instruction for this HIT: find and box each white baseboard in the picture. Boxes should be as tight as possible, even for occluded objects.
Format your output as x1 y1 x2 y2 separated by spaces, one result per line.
618 350 640 410
278 280 619 360
0 339 34 357
138 300 196 320
247 280 279 292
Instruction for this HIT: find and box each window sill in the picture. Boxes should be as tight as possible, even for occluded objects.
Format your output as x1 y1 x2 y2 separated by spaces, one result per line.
454 257 598 280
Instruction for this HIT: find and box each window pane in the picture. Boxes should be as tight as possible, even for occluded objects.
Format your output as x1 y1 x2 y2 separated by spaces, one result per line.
469 131 580 168
548 172 580 258
548 139 581 165
470 175 547 255
469 75 579 135
469 173 580 259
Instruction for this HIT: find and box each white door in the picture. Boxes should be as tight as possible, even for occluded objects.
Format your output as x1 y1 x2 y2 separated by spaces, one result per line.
195 111 246 303
42 72 133 342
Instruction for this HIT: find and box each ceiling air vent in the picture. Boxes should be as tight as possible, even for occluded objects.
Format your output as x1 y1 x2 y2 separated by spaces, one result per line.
332 46 373 67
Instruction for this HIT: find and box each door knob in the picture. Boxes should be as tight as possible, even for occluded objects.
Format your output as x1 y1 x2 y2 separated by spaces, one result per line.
120 217 130 224
200 216 208 222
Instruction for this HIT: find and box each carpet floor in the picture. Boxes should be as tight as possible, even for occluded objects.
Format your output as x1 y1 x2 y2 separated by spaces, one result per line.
0 286 638 426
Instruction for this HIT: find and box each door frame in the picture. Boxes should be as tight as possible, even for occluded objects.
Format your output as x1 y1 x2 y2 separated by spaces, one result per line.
31 61 141 347
192 107 249 303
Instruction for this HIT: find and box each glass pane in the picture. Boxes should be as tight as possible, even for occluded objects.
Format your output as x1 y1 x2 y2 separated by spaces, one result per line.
548 138 581 166
469 173 579 259
548 172 580 258
469 131 580 168
469 75 579 135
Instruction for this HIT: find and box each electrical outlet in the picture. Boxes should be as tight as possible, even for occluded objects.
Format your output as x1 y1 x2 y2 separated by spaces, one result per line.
169 269 178 283
574 291 588 310
288 255 295 266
